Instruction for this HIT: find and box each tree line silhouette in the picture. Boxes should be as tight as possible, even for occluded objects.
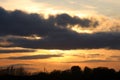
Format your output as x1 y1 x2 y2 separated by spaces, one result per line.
0 65 120 80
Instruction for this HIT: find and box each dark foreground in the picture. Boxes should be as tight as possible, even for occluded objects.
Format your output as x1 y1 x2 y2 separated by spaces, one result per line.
0 66 120 80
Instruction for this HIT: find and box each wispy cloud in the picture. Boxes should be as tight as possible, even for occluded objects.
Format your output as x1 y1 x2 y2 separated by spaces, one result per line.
6 54 62 60
0 49 35 54
81 4 96 9
64 59 115 63
73 54 102 58
109 56 120 61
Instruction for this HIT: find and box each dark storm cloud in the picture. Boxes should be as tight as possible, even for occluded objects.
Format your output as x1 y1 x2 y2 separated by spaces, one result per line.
0 49 35 54
55 14 92 27
0 7 119 50
7 32 120 50
6 54 62 60
0 7 94 36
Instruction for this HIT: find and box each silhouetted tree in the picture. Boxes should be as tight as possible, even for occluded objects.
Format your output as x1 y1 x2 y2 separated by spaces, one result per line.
83 66 93 80
71 66 82 80
92 67 116 80
49 70 61 80
61 69 71 80
0 65 120 80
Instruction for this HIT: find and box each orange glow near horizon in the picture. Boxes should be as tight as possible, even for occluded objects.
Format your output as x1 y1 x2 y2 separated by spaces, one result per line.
0 48 120 72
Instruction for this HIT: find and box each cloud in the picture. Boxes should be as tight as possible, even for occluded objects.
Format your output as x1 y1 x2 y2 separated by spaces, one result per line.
110 56 120 58
0 6 120 50
0 64 31 69
73 54 102 59
65 60 114 63
6 54 62 60
109 56 120 61
0 49 35 54
81 4 96 9
0 7 93 36
7 32 120 50
87 54 102 58
81 60 113 62
6 64 30 67
55 14 92 27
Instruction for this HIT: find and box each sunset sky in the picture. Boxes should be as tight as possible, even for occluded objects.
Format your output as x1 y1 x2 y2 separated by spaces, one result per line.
0 0 120 72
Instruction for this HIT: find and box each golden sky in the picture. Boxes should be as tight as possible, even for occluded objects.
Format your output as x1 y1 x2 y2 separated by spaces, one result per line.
0 0 120 18
0 0 120 72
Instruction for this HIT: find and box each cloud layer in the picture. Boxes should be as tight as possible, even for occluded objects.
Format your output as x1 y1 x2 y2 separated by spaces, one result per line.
6 54 62 60
0 7 120 50
0 7 94 36
7 32 120 50
0 49 35 54
65 60 113 63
